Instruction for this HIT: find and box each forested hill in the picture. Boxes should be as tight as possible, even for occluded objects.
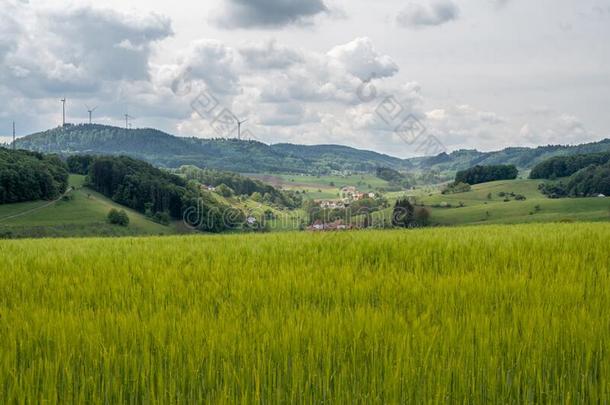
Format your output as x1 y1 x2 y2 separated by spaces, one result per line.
15 124 407 174
408 139 610 172
15 124 610 174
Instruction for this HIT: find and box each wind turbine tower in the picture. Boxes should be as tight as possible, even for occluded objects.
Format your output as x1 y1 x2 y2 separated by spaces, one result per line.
237 118 248 140
12 121 15 151
60 98 66 126
86 105 98 124
124 114 134 130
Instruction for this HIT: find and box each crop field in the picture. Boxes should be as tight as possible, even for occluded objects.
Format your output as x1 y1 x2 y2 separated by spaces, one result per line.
1 223 610 403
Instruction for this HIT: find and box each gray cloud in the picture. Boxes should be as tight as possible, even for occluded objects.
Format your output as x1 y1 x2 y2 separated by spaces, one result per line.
0 1 23 62
397 0 459 28
239 40 303 70
215 0 329 29
489 0 511 9
42 7 172 82
258 102 309 126
2 5 172 97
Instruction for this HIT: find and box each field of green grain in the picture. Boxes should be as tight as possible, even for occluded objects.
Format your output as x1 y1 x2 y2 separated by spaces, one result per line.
1 223 609 403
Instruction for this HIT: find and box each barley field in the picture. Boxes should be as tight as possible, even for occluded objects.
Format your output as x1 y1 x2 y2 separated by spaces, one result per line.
1 223 609 403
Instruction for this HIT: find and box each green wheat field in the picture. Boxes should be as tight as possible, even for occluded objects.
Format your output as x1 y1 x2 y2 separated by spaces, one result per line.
1 223 609 403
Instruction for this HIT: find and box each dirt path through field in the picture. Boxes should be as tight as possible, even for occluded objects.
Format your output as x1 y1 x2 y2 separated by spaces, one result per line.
0 188 73 223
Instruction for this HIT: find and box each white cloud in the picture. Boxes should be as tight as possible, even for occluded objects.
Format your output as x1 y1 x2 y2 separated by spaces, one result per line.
177 40 240 95
397 0 459 28
520 114 596 145
423 104 509 150
327 37 399 81
255 37 399 106
167 35 425 155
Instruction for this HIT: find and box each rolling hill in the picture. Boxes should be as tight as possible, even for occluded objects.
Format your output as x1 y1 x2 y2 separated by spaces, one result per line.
14 124 610 174
15 124 407 174
383 179 610 227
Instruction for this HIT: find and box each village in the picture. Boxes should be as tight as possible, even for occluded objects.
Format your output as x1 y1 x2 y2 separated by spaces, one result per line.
308 186 383 231
316 186 377 210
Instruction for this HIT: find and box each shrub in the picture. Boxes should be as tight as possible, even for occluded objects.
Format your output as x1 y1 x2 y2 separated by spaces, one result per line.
441 182 471 195
107 209 129 226
153 212 171 226
216 184 234 198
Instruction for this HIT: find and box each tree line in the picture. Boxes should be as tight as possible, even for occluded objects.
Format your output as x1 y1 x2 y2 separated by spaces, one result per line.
0 148 69 204
455 165 518 185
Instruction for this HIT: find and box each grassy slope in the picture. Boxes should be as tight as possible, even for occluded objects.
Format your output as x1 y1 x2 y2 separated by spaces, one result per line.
212 193 307 231
0 175 177 238
380 179 610 226
1 223 609 403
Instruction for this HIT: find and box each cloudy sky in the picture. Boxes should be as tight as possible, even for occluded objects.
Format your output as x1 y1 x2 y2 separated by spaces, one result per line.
1 0 609 157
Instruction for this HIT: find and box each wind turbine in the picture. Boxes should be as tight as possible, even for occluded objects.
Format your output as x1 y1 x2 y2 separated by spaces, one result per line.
86 105 98 124
237 118 248 140
60 98 66 126
124 113 135 129
12 121 15 151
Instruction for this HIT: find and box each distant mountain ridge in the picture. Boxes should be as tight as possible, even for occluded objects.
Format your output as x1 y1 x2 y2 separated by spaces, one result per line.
15 124 610 174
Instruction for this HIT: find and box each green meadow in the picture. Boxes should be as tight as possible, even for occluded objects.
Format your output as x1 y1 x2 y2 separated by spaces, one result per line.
0 175 177 238
247 173 389 200
1 223 609 403
384 179 610 226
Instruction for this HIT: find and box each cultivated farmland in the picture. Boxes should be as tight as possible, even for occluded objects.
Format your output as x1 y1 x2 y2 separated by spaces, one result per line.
1 223 609 403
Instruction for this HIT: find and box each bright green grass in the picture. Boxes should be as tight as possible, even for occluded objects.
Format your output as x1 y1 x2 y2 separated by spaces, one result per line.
0 175 176 238
1 223 610 403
